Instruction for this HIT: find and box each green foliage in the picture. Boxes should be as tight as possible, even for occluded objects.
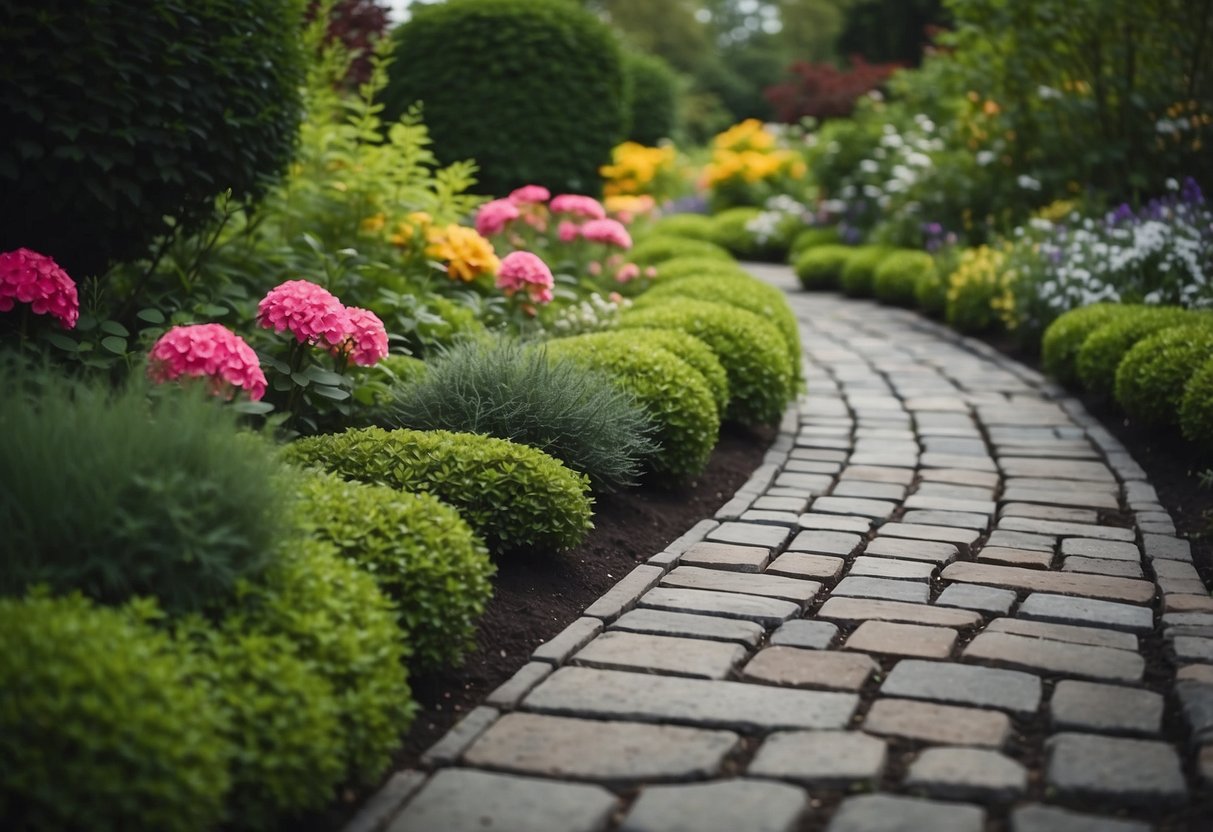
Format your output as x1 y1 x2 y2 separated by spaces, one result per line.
709 206 788 261
599 327 730 416
1114 325 1213 428
622 50 681 145
0 368 289 614
874 250 935 307
1075 307 1195 396
1180 356 1213 453
0 594 230 832
233 538 413 784
620 298 794 426
546 333 719 480
382 0 626 195
839 245 896 297
647 214 718 242
0 0 305 277
794 244 855 290
646 256 750 282
285 427 593 553
384 339 657 492
293 471 493 670
631 235 734 268
377 353 429 386
944 245 1010 334
1041 304 1137 386
790 226 842 258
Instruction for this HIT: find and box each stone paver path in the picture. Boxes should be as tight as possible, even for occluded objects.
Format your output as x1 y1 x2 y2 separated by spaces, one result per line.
347 266 1213 832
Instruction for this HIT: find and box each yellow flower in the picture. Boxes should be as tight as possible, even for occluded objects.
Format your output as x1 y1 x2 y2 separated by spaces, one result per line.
424 224 500 281
360 212 386 235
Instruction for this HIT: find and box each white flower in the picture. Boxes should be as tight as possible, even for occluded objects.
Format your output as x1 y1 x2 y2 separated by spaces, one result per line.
976 150 996 166
860 159 880 174
1017 175 1042 191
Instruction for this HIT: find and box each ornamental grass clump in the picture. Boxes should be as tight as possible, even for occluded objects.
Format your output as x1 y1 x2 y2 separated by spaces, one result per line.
1114 324 1213 428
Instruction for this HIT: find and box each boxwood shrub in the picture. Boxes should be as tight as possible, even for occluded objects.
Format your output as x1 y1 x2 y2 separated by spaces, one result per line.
293 471 494 670
620 298 794 426
621 50 679 145
599 328 729 416
1041 304 1137 386
285 428 593 553
790 227 841 258
874 250 935 307
839 245 896 297
1075 307 1195 396
631 235 734 268
708 206 788 261
915 261 949 317
1114 324 1213 428
647 214 717 242
382 0 624 195
0 594 230 832
646 256 750 283
794 244 855 290
547 334 720 479
1180 356 1213 452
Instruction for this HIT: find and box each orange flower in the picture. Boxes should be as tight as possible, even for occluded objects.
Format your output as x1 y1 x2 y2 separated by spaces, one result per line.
424 224 500 281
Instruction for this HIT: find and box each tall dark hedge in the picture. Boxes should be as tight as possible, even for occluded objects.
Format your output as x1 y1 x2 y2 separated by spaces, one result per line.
622 50 680 146
382 0 626 196
0 0 305 278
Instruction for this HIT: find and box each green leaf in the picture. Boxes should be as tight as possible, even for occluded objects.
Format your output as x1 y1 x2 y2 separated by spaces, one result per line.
310 384 350 401
302 366 346 386
198 304 228 317
100 320 130 337
101 336 127 355
44 332 79 352
231 400 275 415
137 308 166 324
290 372 312 388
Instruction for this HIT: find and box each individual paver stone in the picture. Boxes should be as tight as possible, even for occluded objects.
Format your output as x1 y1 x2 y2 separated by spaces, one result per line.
707 521 793 550
867 536 959 564
620 779 807 832
999 517 1134 542
1060 538 1140 562
818 597 981 627
524 666 858 731
611 608 764 647
767 552 845 581
985 616 1138 651
797 513 871 534
1045 732 1187 805
343 770 426 832
770 619 838 649
1017 592 1154 633
826 793 985 832
679 541 770 572
864 698 1010 747
905 747 1027 802
845 620 958 659
1143 533 1193 560
964 632 1144 682
811 496 898 519
902 510 991 530
880 522 981 547
661 566 820 604
420 706 500 766
1010 804 1151 832
639 587 800 626
584 564 664 621
749 730 887 787
786 530 863 556
940 562 1154 604
849 556 935 581
462 712 739 784
1050 680 1162 735
532 617 604 665
387 768 617 832
572 631 746 679
881 660 1041 716
486 662 554 709
834 576 929 604
935 583 1015 614
1063 556 1143 579
977 546 1053 569
743 646 878 690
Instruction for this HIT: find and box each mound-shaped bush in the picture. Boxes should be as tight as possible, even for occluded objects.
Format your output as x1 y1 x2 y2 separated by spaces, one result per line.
630 235 734 268
794 244 855 291
839 245 895 297
790 226 842 258
0 370 289 614
647 256 750 283
377 353 428 385
382 0 624 195
915 262 949 317
385 339 656 491
588 328 728 416
0 0 304 276
285 428 593 553
619 298 794 426
647 214 717 242
1041 304 1137 387
547 334 719 479
1075 307 1195 396
1114 324 1213 428
622 51 680 145
1180 356 1213 452
0 594 230 831
293 472 494 670
709 206 788 261
874 250 936 307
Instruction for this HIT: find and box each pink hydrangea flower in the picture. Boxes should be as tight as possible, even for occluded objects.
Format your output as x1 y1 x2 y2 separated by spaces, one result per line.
0 248 79 329
148 324 267 401
475 198 521 236
337 307 390 367
587 261 602 276
549 194 606 220
644 266 659 279
257 280 349 346
580 218 633 249
557 220 582 242
496 251 555 305
614 263 641 283
508 185 551 205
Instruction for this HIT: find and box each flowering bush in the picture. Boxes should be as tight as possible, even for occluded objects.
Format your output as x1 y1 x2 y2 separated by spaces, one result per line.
945 245 1013 333
765 56 903 123
600 142 686 203
424 224 501 283
580 219 633 250
496 252 555 306
257 280 350 347
475 199 521 237
149 324 268 401
338 307 391 367
701 119 808 210
0 248 79 330
550 194 607 221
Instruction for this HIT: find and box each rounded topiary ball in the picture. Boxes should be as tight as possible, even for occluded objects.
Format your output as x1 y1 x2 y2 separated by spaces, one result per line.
1075 307 1195 396
1040 304 1137 387
382 0 625 196
839 245 895 298
1114 324 1213 428
874 250 935 307
1180 355 1213 453
0 0 304 276
793 244 855 291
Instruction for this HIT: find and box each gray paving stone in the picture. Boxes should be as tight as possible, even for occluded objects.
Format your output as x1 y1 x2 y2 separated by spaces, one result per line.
787 529 863 556
905 747 1027 802
1000 503 1099 524
664 520 719 555
902 509 991 530
881 660 1041 715
985 616 1138 650
463 712 739 784
584 564 664 621
827 793 986 832
639 587 800 626
849 556 935 581
920 452 996 472
834 575 930 604
796 513 872 533
1174 636 1213 663
1001 487 1119 510
1060 538 1140 562
811 495 898 519
986 530 1056 552
678 541 771 573
611 608 764 647
879 522 981 547
920 468 999 489
420 706 500 766
1018 592 1154 633
818 596 982 627
743 646 879 691
935 584 1015 614
977 546 1054 569
752 495 811 513
832 480 907 501
848 452 918 468
343 770 426 832
739 509 802 527
840 464 916 485
750 730 887 787
486 662 554 709
1050 680 1163 735
662 566 820 604
1010 804 1151 832
783 459 842 477
1143 533 1193 561
864 698 1010 747
999 457 1115 482
770 619 839 649
941 563 1155 604
788 448 847 464
915 483 996 502
867 536 959 564
766 486 814 499
767 552 845 581
904 494 997 515
523 667 858 731
963 632 1144 683
1177 679 1213 742
572 631 746 679
620 779 807 832
387 768 617 832
845 620 958 659
1062 556 1143 579
533 617 605 665
706 521 794 550
1045 732 1187 806
1155 560 1202 580
999 517 1135 542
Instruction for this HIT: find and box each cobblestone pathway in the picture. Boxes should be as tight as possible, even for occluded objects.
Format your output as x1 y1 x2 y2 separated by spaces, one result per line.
348 265 1213 832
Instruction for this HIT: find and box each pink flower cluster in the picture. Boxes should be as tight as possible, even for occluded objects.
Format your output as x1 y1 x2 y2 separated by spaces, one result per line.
580 218 633 249
508 185 550 205
340 307 390 367
550 194 606 220
148 324 267 401
475 198 521 236
0 248 79 329
257 279 388 365
496 251 555 305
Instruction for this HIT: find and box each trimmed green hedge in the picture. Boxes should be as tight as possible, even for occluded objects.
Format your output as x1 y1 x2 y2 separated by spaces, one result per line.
631 235 734 268
708 206 788 261
293 472 494 670
793 244 855 291
620 298 794 426
1075 307 1195 396
790 226 842 258
1114 324 1213 428
646 214 717 242
646 256 750 283
621 50 679 145
1181 356 1213 452
600 328 730 416
285 428 593 553
839 245 895 297
874 250 936 307
1041 304 1137 387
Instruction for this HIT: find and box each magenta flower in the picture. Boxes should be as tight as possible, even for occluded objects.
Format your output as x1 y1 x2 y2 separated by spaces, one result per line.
337 307 390 367
508 185 551 205
257 280 349 346
475 198 521 236
549 194 606 220
148 324 267 401
580 218 633 249
496 251 555 305
557 220 582 242
0 248 79 329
